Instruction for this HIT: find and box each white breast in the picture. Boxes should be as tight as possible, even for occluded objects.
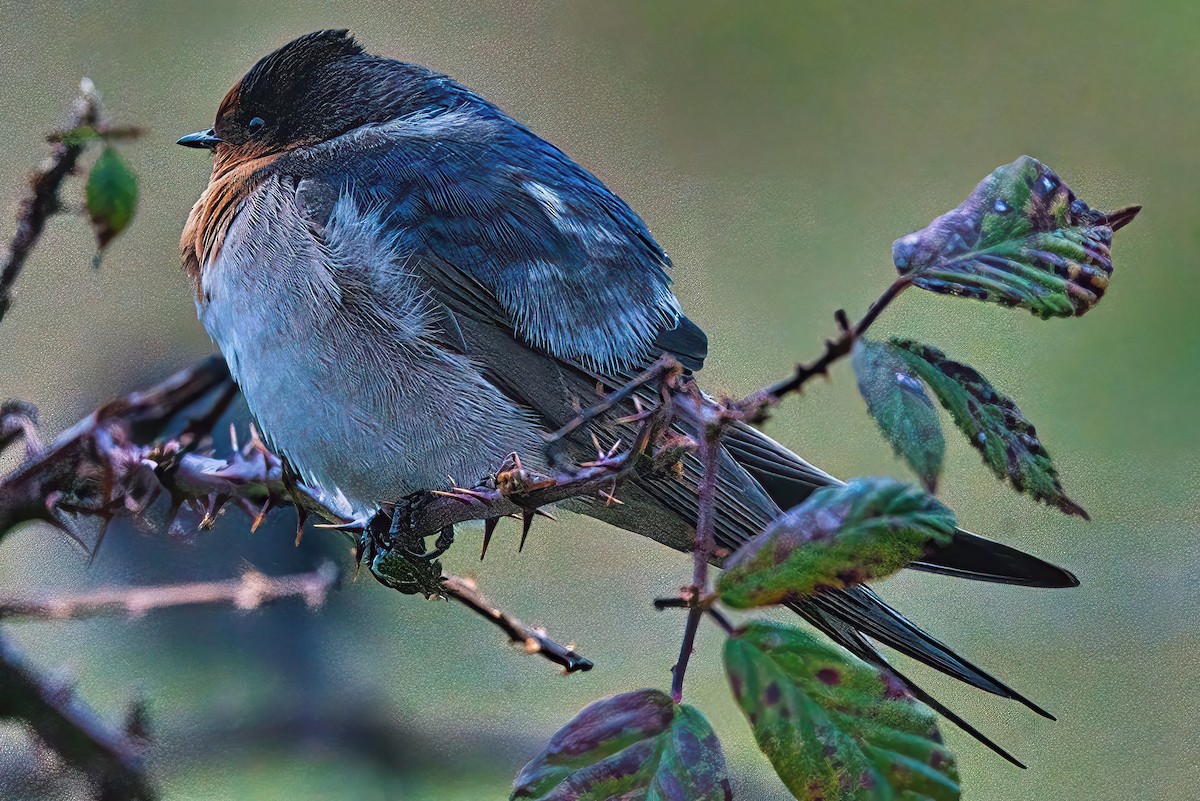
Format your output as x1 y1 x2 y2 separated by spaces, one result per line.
198 176 544 518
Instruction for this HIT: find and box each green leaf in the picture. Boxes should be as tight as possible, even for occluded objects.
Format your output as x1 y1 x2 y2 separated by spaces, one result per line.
725 622 960 801
852 338 945 492
716 478 956 610
512 688 731 801
56 125 101 147
85 146 138 250
888 338 1086 518
893 155 1139 318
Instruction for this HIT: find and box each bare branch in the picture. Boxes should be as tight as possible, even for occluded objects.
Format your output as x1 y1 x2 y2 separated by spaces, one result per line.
0 563 338 623
0 631 155 799
739 275 912 422
439 574 593 674
0 79 106 323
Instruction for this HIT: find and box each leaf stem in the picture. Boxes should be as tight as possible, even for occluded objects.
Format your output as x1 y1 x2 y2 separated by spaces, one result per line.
742 275 912 421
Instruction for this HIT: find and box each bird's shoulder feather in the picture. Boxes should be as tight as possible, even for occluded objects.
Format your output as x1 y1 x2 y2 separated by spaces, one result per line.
274 107 705 374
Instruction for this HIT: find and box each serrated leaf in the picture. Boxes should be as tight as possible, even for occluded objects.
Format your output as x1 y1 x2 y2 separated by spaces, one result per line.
512 688 731 801
725 621 960 801
716 478 956 610
888 338 1086 518
85 146 138 250
852 338 945 492
893 155 1139 318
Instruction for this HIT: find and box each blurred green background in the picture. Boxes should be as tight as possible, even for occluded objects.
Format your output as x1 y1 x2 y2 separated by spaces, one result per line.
0 1 1195 799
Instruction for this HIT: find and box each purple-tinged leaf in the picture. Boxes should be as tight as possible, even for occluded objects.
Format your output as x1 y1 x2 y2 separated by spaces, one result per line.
717 478 956 609
512 688 731 801
893 155 1139 318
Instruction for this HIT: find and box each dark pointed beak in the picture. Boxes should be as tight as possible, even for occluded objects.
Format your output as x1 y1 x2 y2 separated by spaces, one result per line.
176 129 222 149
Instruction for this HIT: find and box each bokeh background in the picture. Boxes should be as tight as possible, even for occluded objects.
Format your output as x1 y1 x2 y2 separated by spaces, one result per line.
1 1 1196 799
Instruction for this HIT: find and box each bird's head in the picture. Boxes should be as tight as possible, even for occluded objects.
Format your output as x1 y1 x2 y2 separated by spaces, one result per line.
178 29 442 166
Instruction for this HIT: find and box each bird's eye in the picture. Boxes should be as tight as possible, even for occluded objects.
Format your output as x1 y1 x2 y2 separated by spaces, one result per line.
247 116 266 132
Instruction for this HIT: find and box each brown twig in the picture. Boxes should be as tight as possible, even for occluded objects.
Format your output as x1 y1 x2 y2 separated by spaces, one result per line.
0 79 106 323
440 574 593 674
0 563 338 622
739 275 912 422
669 392 723 702
0 631 156 799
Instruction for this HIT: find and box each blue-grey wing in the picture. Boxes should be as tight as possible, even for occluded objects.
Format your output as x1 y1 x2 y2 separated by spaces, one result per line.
286 109 707 374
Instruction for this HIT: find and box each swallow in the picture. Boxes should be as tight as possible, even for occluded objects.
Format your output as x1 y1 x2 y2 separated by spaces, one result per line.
179 30 1078 765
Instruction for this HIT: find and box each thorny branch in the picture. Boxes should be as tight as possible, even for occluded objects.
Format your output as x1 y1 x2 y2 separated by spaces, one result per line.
0 357 608 676
669 405 721 703
651 275 915 699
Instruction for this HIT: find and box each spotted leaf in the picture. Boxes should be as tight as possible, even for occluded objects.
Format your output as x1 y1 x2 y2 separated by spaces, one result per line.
716 478 956 610
725 622 960 801
85 145 138 250
888 338 1086 517
893 155 1139 318
852 338 946 492
512 688 731 801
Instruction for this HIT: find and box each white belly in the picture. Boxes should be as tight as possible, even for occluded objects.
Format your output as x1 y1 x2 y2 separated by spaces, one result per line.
198 180 544 518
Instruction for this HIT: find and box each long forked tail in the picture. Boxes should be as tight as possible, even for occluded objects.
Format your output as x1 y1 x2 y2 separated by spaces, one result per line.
721 420 1077 765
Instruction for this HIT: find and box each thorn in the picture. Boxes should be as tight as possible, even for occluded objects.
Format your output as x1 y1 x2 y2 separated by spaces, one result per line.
313 519 367 531
481 517 499 560
591 432 603 459
599 481 624 506
533 507 557 522
235 498 259 519
294 506 308 546
229 423 239 452
511 451 524 472
519 509 535 552
250 497 274 533
429 488 488 503
87 515 112 566
199 494 225 529
605 439 623 459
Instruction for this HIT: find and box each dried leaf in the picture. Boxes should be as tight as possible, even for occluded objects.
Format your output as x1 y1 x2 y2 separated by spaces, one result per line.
852 338 945 492
888 338 1086 517
725 622 960 801
893 155 1139 318
717 478 956 609
512 688 731 801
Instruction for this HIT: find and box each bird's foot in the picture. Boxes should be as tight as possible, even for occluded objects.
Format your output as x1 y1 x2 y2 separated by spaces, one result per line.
385 493 455 562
